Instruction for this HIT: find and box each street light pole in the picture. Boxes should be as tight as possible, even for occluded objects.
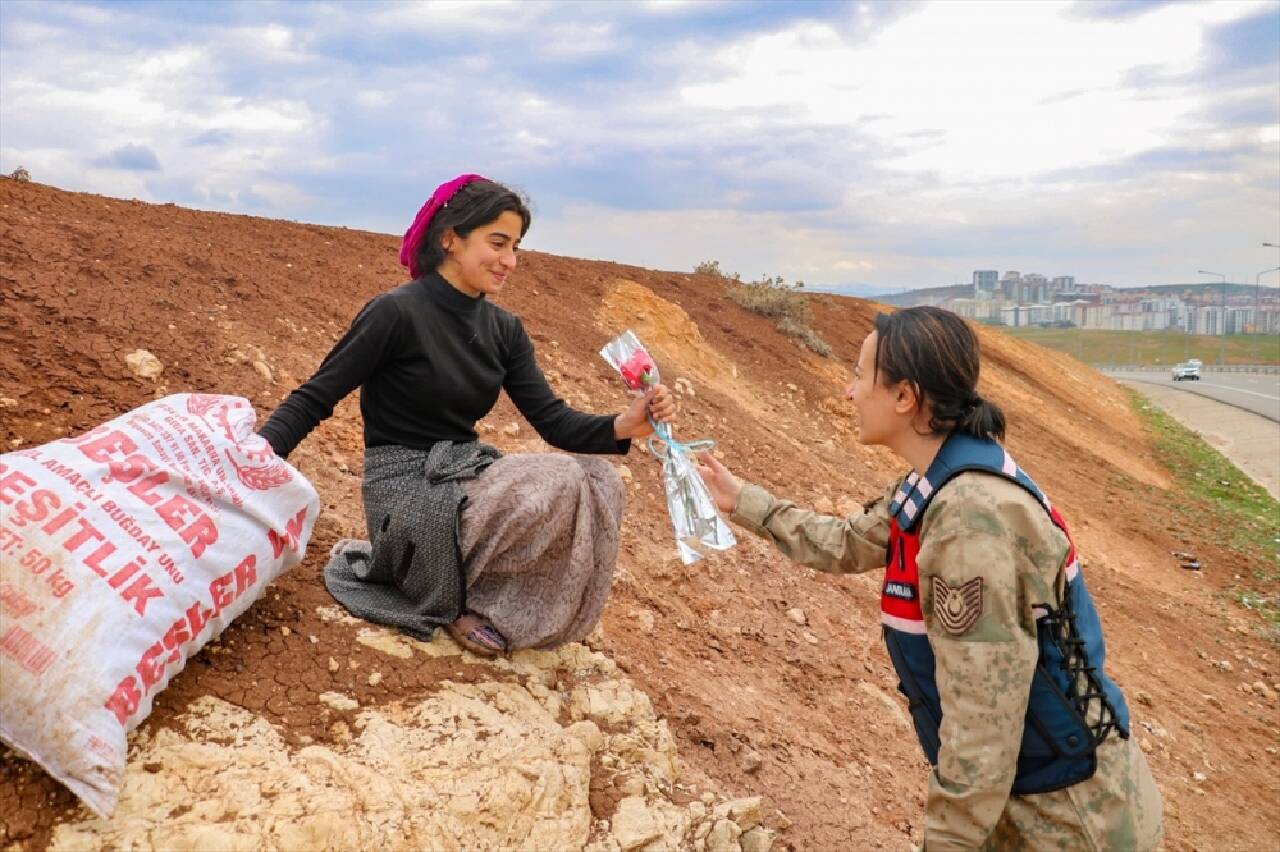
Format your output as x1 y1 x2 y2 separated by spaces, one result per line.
1258 265 1280 335
1263 245 1280 335
1197 269 1227 364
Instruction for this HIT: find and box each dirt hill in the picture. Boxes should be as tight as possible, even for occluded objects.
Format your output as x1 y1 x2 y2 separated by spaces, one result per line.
1 179 1276 851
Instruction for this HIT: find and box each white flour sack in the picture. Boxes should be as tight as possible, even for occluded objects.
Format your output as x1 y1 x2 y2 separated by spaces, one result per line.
0 394 319 816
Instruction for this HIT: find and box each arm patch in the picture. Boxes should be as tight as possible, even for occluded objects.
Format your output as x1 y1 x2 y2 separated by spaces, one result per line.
931 576 984 636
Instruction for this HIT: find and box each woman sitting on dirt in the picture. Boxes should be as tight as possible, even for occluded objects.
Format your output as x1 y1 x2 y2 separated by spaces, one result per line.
259 174 674 657
696 306 1162 851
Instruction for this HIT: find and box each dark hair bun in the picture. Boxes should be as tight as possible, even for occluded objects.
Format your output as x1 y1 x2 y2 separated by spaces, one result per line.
872 307 1005 440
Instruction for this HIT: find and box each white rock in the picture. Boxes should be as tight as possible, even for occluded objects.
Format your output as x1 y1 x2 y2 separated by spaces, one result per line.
53 686 601 851
611 796 662 850
1139 719 1170 739
706 819 742 852
619 775 645 797
785 608 806 626
726 796 762 829
565 720 604 753
740 827 775 852
125 349 164 379
569 679 654 726
355 627 415 659
318 692 358 711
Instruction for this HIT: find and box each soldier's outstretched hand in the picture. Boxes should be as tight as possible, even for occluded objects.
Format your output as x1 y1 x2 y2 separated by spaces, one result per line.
695 452 742 514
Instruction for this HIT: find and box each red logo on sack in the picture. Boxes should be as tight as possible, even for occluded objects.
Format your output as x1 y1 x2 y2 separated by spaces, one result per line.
186 395 293 491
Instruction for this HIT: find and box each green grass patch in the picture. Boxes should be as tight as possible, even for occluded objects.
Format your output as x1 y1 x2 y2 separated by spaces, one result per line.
1126 388 1280 636
1003 327 1280 366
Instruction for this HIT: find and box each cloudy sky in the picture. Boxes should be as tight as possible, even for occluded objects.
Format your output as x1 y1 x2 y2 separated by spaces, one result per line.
1 0 1277 292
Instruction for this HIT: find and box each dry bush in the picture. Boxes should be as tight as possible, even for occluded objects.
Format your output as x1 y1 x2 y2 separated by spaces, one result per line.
693 259 739 280
727 273 832 358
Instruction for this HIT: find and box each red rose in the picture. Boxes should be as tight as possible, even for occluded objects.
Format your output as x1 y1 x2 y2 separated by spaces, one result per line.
619 350 657 390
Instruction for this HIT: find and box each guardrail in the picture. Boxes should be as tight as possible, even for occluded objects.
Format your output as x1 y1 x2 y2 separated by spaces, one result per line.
1097 364 1279 374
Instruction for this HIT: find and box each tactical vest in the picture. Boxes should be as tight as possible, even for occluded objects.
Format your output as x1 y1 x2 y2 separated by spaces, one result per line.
881 433 1130 795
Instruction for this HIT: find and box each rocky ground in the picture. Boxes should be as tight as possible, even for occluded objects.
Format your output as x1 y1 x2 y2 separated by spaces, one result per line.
1 179 1277 850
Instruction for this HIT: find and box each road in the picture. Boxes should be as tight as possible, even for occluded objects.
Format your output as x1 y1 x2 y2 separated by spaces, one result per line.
1110 371 1279 498
1108 370 1279 422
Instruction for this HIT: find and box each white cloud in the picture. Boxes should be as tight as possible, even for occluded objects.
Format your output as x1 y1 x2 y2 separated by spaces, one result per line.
0 0 1274 288
0 16 323 216
682 1 1269 180
536 21 619 57
368 1 530 34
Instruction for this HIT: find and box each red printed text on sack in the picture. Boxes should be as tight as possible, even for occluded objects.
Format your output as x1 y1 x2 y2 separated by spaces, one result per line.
268 507 308 558
62 428 220 560
0 581 40 618
0 624 56 676
104 553 258 725
0 463 173 614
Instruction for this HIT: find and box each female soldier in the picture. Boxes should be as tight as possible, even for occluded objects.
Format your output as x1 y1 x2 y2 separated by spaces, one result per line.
696 307 1161 851
260 174 674 656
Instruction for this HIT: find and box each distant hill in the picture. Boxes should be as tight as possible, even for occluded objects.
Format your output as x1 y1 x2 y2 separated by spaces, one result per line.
1114 282 1268 297
803 282 900 300
877 283 972 306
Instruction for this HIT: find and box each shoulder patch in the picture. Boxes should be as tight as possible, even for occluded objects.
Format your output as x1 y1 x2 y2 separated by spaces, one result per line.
931 576 984 636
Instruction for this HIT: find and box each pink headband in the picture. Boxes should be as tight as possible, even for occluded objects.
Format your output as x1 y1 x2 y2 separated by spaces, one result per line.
399 173 487 279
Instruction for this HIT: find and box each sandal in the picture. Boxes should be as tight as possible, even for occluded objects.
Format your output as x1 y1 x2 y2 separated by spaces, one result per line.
446 613 508 657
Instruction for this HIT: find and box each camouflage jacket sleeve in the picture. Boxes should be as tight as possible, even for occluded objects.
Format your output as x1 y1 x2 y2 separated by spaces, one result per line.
916 473 1069 852
727 478 898 574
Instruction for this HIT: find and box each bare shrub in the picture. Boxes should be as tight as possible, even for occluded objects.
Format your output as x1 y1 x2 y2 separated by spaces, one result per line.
693 259 739 280
728 274 832 358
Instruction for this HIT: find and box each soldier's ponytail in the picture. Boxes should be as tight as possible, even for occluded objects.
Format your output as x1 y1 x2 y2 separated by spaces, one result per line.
872 307 1006 441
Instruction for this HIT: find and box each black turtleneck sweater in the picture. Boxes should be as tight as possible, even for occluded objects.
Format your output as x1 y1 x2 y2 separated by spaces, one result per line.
259 273 628 459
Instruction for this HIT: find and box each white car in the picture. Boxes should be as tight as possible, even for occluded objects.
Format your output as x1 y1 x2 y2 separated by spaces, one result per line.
1172 362 1201 381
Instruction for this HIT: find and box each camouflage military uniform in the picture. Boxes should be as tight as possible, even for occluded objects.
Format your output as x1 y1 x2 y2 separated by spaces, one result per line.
732 472 1163 851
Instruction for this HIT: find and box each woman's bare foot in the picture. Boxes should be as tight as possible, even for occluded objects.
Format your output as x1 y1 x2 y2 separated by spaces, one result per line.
446 613 508 657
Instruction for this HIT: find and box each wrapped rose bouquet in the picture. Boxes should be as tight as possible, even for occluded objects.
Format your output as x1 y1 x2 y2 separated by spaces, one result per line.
600 330 736 564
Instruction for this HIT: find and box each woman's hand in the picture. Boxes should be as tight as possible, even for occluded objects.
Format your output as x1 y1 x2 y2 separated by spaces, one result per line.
613 384 677 441
694 452 742 514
